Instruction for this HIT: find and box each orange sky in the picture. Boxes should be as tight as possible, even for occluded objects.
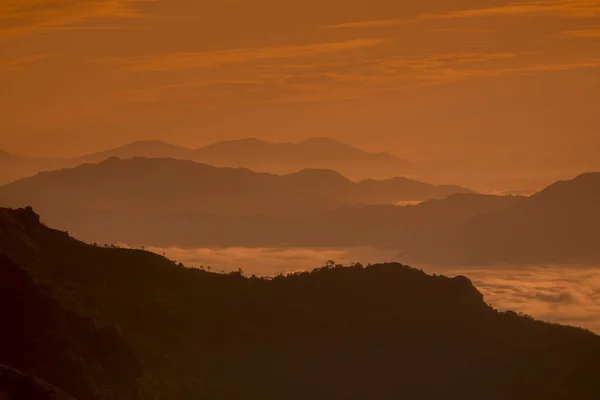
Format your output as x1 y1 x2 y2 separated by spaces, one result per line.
1 0 599 168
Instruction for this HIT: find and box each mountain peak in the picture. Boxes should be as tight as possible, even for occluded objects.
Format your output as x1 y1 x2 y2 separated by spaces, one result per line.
531 171 600 203
299 137 346 145
0 150 22 161
123 139 177 147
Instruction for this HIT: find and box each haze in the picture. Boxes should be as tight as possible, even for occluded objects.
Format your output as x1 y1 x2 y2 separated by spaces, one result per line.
1 0 599 174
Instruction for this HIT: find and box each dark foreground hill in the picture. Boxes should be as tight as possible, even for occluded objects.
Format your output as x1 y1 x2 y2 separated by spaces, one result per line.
0 364 76 400
1 207 600 399
0 253 142 400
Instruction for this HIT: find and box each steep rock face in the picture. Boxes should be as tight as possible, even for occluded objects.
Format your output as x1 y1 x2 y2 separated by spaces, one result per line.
0 252 143 400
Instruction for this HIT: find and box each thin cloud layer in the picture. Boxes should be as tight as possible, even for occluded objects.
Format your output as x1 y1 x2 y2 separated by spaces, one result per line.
0 0 152 38
326 0 600 29
109 52 600 108
562 27 600 36
100 39 386 72
0 53 57 71
442 265 600 333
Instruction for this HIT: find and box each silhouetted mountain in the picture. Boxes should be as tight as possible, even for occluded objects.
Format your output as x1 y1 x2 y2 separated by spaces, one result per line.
76 141 196 164
12 169 598 266
1 206 600 399
0 138 412 185
0 158 341 218
193 137 412 178
0 150 19 161
69 193 518 249
403 172 600 265
195 137 401 164
0 251 142 400
281 169 472 204
0 157 471 241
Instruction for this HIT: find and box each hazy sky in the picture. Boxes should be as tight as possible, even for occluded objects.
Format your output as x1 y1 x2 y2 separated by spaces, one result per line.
1 0 599 165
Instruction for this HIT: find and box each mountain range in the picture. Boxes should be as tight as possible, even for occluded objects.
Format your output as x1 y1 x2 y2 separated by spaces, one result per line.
0 138 412 185
3 155 599 264
1 206 599 399
2 166 597 266
0 155 469 224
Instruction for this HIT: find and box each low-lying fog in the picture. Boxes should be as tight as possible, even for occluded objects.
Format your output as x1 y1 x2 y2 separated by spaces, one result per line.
144 246 600 334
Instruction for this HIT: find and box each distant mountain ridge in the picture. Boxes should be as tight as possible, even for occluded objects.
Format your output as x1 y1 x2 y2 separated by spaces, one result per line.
0 156 469 221
193 137 401 164
0 156 505 250
2 168 597 266
401 172 600 265
0 137 411 185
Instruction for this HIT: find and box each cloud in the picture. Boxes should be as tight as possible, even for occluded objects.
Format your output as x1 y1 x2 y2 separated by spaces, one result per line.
142 246 400 276
108 51 600 110
561 27 600 36
0 53 57 71
325 0 600 29
442 264 600 332
98 39 386 72
0 0 153 39
334 51 600 89
379 52 518 69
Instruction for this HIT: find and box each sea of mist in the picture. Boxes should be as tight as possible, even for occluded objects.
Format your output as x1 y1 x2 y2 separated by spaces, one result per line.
142 245 600 334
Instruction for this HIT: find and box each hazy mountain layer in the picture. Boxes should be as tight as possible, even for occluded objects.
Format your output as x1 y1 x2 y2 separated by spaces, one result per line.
0 156 470 219
398 173 600 265
0 138 411 185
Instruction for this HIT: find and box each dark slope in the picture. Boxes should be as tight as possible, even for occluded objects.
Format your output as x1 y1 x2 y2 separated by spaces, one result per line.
1 207 600 399
403 172 600 265
0 365 76 400
0 252 142 400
